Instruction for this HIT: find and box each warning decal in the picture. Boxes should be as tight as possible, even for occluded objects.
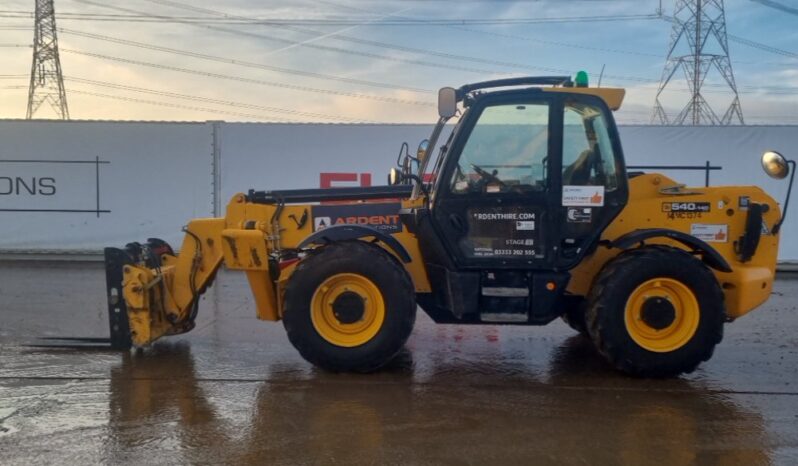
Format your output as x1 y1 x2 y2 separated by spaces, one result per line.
690 224 728 243
562 185 605 207
567 207 592 223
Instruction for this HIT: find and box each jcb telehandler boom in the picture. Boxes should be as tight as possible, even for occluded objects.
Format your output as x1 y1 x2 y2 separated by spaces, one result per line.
104 74 794 377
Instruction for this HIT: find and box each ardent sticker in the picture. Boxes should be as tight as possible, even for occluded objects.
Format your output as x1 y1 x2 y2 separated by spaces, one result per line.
516 220 535 230
312 203 402 233
690 224 728 243
563 185 604 207
314 216 332 230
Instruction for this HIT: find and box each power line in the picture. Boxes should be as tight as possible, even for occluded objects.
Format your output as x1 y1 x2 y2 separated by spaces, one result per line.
130 0 657 82
70 1 510 76
65 88 299 122
659 14 798 62
57 28 434 95
0 9 662 25
10 0 792 125
31 8 798 101
749 0 798 16
728 34 798 59
143 0 418 60
59 48 436 107
314 0 663 57
159 0 798 91
64 76 377 123
82 0 690 85
103 0 794 91
55 33 798 102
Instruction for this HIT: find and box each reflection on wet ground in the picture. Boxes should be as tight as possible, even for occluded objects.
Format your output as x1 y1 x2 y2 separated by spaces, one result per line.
0 261 796 464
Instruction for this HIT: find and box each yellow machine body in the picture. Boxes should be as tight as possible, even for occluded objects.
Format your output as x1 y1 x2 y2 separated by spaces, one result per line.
120 194 433 346
567 174 780 319
120 174 780 347
96 73 798 381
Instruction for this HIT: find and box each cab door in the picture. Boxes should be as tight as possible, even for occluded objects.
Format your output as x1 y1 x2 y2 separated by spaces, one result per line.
556 96 628 268
430 93 561 270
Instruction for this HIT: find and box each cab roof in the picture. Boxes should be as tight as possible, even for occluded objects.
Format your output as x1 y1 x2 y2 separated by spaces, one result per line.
454 76 626 111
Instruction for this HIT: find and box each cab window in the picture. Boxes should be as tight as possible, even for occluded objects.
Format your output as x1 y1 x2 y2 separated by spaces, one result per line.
449 103 549 194
562 102 619 190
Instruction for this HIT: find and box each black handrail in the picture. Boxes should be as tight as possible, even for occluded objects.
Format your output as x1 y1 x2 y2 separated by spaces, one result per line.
627 161 721 187
456 76 572 99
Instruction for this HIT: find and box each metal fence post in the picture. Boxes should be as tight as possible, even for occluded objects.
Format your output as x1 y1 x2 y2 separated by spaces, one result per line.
211 121 223 217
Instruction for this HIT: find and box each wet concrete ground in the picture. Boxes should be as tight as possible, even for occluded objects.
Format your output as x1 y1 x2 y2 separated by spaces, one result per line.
0 260 796 465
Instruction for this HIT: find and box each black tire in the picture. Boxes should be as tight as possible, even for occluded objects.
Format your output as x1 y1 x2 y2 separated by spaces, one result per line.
283 241 416 372
561 300 589 336
586 245 725 378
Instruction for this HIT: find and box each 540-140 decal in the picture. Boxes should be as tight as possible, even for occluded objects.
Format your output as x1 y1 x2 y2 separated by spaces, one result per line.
662 201 711 219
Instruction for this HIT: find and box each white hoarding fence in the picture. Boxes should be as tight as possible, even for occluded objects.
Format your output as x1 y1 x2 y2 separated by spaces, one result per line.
218 123 430 201
0 121 214 252
0 120 796 262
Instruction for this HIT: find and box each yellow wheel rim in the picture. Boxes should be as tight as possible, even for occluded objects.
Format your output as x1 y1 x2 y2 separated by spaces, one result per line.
624 278 700 353
310 273 385 348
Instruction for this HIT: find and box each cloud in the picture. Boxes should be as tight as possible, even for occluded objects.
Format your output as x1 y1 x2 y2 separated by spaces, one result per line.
0 0 794 124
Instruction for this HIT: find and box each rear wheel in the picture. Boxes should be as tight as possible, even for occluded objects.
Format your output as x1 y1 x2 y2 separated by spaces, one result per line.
283 241 416 372
586 246 725 377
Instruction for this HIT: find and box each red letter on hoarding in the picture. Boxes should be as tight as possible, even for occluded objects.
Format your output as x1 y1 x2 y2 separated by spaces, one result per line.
320 172 372 188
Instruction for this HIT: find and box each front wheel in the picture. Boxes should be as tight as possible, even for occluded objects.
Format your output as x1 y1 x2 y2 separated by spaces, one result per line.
283 241 416 372
586 246 725 377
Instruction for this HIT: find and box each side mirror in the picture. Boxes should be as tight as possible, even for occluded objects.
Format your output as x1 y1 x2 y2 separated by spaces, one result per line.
762 151 790 179
438 87 457 118
388 167 402 185
416 139 429 162
760 150 795 235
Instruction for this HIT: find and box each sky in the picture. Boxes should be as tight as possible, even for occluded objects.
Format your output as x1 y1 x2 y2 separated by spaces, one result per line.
1 0 796 124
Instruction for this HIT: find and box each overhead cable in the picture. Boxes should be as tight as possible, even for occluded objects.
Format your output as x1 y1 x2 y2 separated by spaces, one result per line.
56 29 433 94
65 76 378 123
59 49 436 107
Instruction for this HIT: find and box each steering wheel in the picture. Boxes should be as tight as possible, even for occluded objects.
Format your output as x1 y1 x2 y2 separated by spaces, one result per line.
470 163 509 190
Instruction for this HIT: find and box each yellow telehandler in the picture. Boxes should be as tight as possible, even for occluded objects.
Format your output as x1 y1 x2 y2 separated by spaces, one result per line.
97 74 793 377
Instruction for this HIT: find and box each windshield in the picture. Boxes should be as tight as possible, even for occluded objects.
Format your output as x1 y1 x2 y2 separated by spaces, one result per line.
412 112 460 199
448 102 549 195
429 117 460 185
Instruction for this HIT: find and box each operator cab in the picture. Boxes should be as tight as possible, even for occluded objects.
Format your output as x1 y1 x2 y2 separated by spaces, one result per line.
399 75 629 324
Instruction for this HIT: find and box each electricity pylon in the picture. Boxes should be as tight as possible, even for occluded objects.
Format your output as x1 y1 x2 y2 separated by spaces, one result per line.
27 0 69 119
652 0 743 125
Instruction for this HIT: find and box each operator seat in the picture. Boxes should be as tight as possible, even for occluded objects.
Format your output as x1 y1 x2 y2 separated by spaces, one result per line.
563 148 594 185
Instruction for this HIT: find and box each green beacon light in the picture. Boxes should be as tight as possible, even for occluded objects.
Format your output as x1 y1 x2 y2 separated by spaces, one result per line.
575 71 589 88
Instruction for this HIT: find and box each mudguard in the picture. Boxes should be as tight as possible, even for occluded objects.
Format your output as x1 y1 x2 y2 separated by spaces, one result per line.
297 224 412 263
611 228 732 273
